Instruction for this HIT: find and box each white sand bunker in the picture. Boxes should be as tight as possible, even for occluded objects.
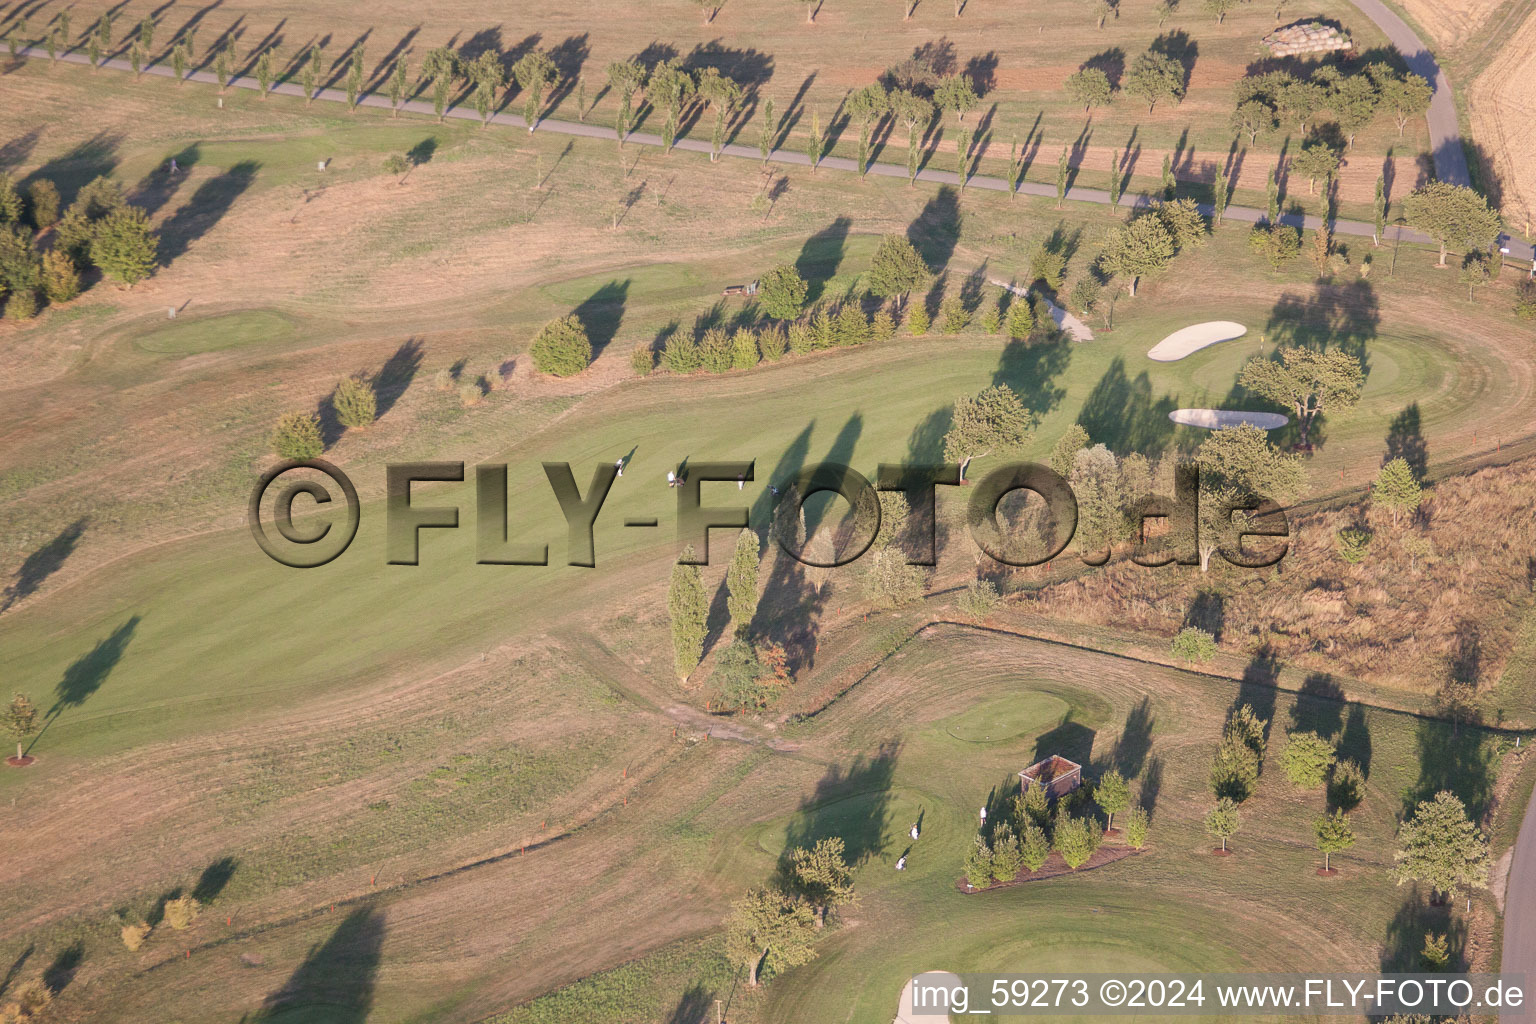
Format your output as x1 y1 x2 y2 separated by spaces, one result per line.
1170 409 1288 429
895 972 965 1023
1147 321 1247 361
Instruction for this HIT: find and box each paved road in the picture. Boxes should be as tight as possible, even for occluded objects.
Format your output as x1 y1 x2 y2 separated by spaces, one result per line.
1347 0 1471 188
16 46 1535 261
1502 775 1536 1018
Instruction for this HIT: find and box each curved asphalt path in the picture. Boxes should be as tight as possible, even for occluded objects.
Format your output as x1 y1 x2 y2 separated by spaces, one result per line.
1347 0 1471 187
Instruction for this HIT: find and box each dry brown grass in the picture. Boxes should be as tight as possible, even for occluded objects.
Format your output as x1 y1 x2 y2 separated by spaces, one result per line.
1017 456 1536 699
1395 0 1508 50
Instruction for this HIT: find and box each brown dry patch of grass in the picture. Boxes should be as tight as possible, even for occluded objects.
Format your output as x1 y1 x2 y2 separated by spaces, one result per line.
1016 457 1536 700
1395 0 1508 49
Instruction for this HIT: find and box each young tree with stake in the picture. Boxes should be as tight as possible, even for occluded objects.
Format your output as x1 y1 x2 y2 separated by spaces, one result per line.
1205 798 1240 852
1094 769 1130 831
5 693 38 762
1315 809 1355 871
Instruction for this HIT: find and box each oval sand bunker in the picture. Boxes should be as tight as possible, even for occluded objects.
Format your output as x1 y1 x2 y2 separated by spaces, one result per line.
1148 321 1247 361
1170 409 1289 429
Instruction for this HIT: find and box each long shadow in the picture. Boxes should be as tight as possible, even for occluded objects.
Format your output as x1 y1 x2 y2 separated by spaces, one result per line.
992 337 1070 418
803 413 863 542
1149 29 1197 96
779 740 901 870
366 25 418 90
1406 717 1496 820
570 279 630 359
156 160 259 265
2 518 87 613
1265 280 1379 363
1075 357 1177 458
191 855 239 903
1232 645 1280 745
1082 47 1125 89
753 422 814 530
255 906 385 1023
1385 403 1426 481
1380 892 1464 971
42 942 83 996
1183 588 1226 641
686 38 773 90
666 981 714 1024
795 217 850 306
1112 696 1154 777
906 185 961 273
47 615 139 723
1139 754 1163 816
1033 716 1095 766
0 944 33 1000
130 142 200 217
19 132 122 207
545 32 590 112
1289 671 1345 739
373 338 423 419
0 126 42 171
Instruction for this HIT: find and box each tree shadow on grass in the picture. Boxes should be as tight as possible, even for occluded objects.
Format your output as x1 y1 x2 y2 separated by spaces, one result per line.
796 216 851 306
192 856 239 904
1112 696 1155 777
1033 716 1095 767
665 981 714 1024
373 338 423 419
0 945 33 1000
570 279 630 359
1405 717 1496 820
255 907 385 1023
42 942 82 996
779 740 900 871
1075 357 1177 458
157 159 259 266
1385 402 1427 481
47 615 140 722
1289 671 1345 740
1380 891 1464 971
19 132 122 207
907 185 962 273
1 518 87 613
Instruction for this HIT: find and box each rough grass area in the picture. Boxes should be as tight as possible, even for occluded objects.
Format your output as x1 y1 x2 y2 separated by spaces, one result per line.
1020 457 1536 709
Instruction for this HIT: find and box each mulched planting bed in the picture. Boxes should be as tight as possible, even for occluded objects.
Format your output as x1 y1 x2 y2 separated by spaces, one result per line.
957 844 1144 893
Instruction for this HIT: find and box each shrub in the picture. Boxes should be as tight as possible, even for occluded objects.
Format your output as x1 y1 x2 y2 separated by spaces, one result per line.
163 895 200 930
0 173 19 225
4 288 37 320
758 263 808 320
433 367 454 391
90 206 159 286
699 327 734 373
980 302 1002 334
1281 731 1336 789
833 304 869 346
906 302 931 336
870 308 896 341
1030 245 1066 290
1020 781 1050 831
1248 223 1301 268
1336 526 1371 564
333 375 376 428
1171 626 1217 663
529 314 592 376
957 579 999 620
861 546 926 609
41 250 80 302
271 412 323 459
964 834 993 888
810 307 835 349
28 179 60 229
1328 758 1365 811
120 923 152 951
730 328 759 369
1006 295 1035 339
939 295 969 334
1020 822 1050 871
55 209 95 264
1516 279 1536 321
664 332 702 373
712 638 778 710
459 383 483 407
1211 733 1260 801
1123 805 1149 849
758 324 787 361
989 822 1022 882
630 343 654 376
383 153 409 175
787 321 814 355
1052 812 1102 869
3 978 52 1018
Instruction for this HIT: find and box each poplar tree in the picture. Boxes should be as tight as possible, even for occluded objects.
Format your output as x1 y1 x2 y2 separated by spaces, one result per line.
669 545 708 679
726 529 761 636
389 59 408 116
301 45 322 105
346 45 366 110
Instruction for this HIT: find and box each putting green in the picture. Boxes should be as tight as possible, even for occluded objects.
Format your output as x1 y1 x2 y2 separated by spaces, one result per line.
941 693 1070 743
132 309 297 354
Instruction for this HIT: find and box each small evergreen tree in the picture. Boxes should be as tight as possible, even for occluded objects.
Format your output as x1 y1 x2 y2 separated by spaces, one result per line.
1123 805 1149 849
1020 822 1051 870
990 822 1022 882
271 412 323 460
726 529 761 636
964 833 994 888
333 375 377 428
529 315 592 376
1281 731 1336 789
1094 769 1130 830
1171 626 1216 663
1373 457 1422 527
